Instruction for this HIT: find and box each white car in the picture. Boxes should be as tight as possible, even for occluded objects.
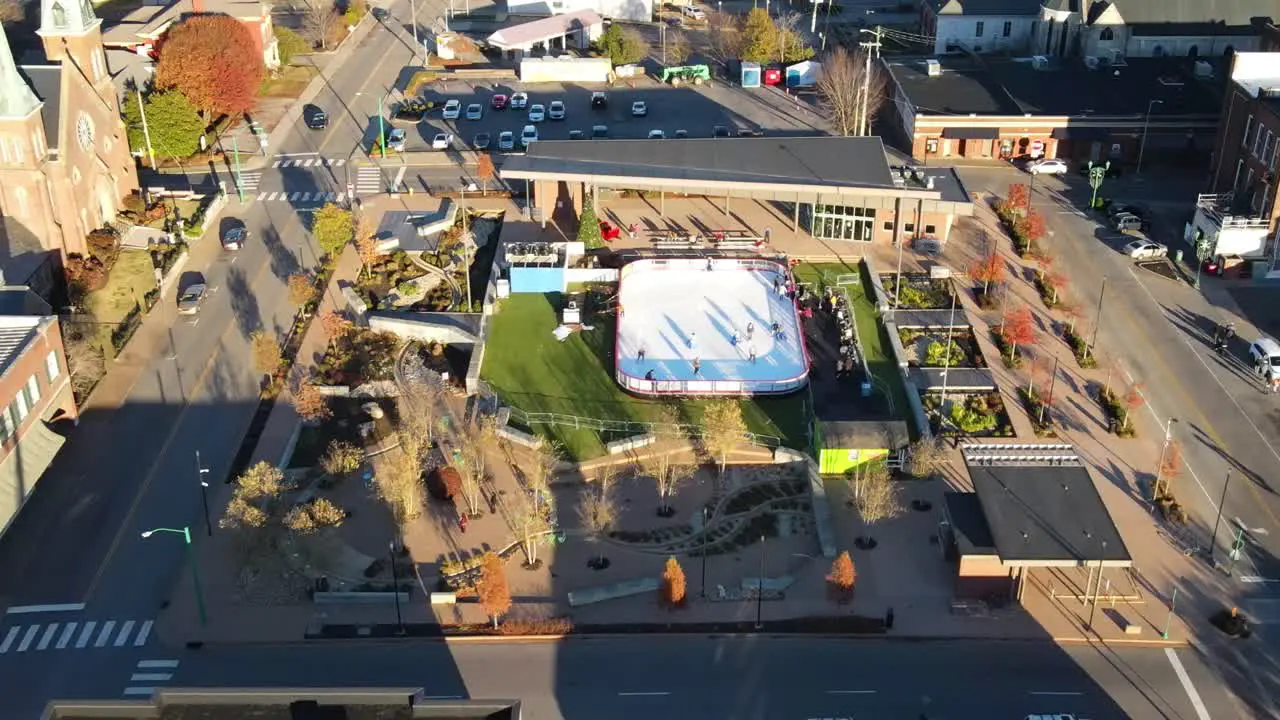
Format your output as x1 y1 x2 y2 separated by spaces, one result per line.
521 124 538 147
510 92 529 109
498 131 515 150
682 4 705 19
442 99 461 120
465 103 483 120
431 133 453 150
648 129 666 139
1123 239 1166 259
528 104 546 123
549 100 566 120
1028 158 1068 175
632 100 647 117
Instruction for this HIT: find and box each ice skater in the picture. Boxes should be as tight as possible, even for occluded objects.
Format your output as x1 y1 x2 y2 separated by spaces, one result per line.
746 321 755 340
638 347 646 362
688 332 697 349
748 345 757 364
692 357 702 375
707 258 714 271
731 330 740 346
773 277 782 294
771 321 782 337
644 369 655 381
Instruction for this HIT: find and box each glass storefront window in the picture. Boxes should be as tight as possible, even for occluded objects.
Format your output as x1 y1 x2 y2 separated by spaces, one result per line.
805 203 875 243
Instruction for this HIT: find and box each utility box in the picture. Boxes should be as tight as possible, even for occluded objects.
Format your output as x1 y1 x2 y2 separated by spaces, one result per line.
740 61 761 88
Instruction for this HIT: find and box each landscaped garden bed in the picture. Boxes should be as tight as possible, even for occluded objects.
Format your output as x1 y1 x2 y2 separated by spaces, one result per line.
1097 385 1139 438
898 328 985 368
1062 325 1097 368
355 249 446 310
879 274 954 309
288 397 398 470
922 392 1014 437
1016 386 1056 437
315 328 401 386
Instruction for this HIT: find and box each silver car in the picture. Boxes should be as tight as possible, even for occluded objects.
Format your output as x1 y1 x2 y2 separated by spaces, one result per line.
498 131 515 150
177 283 207 315
465 103 483 120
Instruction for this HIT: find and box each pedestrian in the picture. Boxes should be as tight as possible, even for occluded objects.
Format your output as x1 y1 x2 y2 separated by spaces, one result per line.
458 513 469 534
746 322 755 339
693 357 701 375
731 331 740 346
638 347 646 362
645 369 655 381
885 606 895 630
688 332 697 349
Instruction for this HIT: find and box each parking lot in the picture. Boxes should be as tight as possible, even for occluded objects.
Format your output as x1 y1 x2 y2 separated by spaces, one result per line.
384 76 833 152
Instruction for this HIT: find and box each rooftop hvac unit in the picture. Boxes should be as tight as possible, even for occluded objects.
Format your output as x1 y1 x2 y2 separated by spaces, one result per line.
924 58 942 76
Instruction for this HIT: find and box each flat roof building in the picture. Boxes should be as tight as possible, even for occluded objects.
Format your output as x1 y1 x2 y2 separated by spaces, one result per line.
500 136 974 248
43 689 522 720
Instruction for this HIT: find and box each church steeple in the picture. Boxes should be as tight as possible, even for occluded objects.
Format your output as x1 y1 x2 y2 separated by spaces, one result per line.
38 0 102 37
0 25 42 119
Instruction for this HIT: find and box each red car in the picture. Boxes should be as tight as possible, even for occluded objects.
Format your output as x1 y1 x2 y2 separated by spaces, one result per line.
491 94 508 110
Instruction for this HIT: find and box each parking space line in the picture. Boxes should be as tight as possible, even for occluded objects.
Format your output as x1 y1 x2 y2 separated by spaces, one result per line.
1165 648 1211 720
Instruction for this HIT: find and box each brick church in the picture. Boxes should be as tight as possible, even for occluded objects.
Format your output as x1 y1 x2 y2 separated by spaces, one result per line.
0 0 139 270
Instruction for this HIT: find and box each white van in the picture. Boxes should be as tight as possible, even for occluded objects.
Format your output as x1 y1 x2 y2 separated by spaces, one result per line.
1249 336 1280 389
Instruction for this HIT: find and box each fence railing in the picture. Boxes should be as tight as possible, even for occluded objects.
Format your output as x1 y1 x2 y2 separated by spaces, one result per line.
496 403 783 449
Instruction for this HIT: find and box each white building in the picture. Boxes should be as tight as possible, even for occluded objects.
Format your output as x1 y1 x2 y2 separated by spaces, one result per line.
506 0 652 24
923 0 1270 58
487 10 604 59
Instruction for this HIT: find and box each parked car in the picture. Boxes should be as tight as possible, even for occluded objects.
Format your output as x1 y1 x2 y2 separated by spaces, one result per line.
465 103 483 120
1028 158 1068 175
385 128 407 152
304 105 328 130
528 104 546 122
1106 201 1148 221
431 133 453 150
177 282 207 315
648 129 666 139
1122 239 1166 259
521 124 538 147
592 124 608 138
712 125 730 138
549 100 566 120
591 91 607 110
473 132 491 150
510 92 529 109
498 131 515 150
681 4 705 19
631 101 647 117
568 129 584 140
1249 336 1280 385
674 129 688 138
1111 212 1145 232
736 128 762 137
491 94 508 110
220 222 247 251
442 99 461 119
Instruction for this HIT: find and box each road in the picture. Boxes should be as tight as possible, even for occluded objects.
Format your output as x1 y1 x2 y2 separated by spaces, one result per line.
957 163 1280 717
31 636 1234 720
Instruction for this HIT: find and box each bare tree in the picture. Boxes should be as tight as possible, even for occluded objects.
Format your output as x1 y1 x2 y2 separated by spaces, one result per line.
848 463 903 539
373 439 427 538
816 46 888 137
509 485 553 567
705 10 741 61
304 0 340 50
0 0 25 23
905 437 948 480
524 441 560 515
578 467 620 569
457 416 496 516
397 351 445 450
665 29 692 65
640 451 695 516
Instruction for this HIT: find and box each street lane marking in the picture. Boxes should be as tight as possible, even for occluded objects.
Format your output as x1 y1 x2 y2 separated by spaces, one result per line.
76 621 95 648
826 690 876 695
5 603 85 615
1029 691 1083 696
36 623 58 650
1165 648 1211 720
618 692 670 696
114 620 135 646
95 620 115 647
123 687 155 696
137 659 180 669
134 620 153 646
17 625 38 652
55 622 76 649
130 673 172 681
275 152 320 157
0 626 19 653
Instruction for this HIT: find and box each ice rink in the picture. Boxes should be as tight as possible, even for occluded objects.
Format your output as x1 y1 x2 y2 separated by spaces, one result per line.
615 258 809 395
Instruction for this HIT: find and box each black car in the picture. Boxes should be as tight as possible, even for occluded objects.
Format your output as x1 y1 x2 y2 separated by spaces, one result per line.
712 125 730 138
304 104 328 130
591 92 608 110
220 218 248 251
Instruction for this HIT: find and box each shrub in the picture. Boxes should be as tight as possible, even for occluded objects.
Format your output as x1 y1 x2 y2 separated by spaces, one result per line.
396 280 418 295
322 440 364 477
1063 326 1097 368
948 397 998 434
924 340 965 367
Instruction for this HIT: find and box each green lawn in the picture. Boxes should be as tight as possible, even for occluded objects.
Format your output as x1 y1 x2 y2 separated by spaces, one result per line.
87 250 157 325
793 261 916 439
480 292 809 460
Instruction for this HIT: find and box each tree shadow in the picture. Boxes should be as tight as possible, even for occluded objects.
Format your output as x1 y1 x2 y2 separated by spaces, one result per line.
225 264 263 338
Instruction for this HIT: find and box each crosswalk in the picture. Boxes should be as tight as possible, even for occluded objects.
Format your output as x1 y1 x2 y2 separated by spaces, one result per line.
236 171 262 196
273 157 346 168
124 658 179 697
355 166 384 196
255 190 347 204
0 618 153 653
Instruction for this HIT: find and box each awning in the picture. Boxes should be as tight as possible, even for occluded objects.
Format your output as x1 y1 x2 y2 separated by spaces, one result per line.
0 421 65 537
1051 127 1111 141
942 127 999 140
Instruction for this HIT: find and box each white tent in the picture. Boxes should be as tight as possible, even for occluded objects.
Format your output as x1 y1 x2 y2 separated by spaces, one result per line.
786 60 821 87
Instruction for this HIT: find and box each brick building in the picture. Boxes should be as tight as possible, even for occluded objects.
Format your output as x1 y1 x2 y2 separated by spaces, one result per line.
884 54 1224 166
100 0 281 71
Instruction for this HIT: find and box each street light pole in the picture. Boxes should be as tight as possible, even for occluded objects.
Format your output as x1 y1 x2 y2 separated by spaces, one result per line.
378 95 386 159
1086 540 1106 632
1153 417 1175 500
389 541 405 635
1210 468 1233 563
1086 277 1107 362
754 534 765 629
1136 99 1164 176
1160 587 1178 640
196 451 212 537
700 506 709 599
140 526 206 626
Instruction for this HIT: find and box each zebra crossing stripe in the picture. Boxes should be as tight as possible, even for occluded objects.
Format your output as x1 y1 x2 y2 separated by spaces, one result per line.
56 623 76 649
0 626 18 653
76 621 95 648
131 673 172 681
300 192 312 201
17 626 38 652
36 624 58 651
95 620 115 648
332 158 345 166
137 659 180 669
123 687 155 696
272 160 283 168
114 620 135 647
257 192 268 201
134 621 153 647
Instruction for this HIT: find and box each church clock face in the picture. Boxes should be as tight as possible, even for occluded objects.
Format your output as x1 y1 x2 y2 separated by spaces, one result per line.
76 114 94 150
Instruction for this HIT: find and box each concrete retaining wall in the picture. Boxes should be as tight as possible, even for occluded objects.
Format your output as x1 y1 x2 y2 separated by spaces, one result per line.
606 432 655 455
314 590 411 604
368 311 479 344
497 424 543 448
342 286 369 325
864 257 891 312
803 458 837 559
568 578 659 607
157 251 189 299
